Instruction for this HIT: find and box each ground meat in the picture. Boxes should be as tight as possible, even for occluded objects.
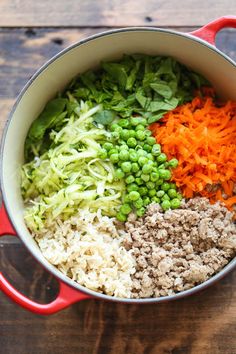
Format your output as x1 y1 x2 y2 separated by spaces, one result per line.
124 197 236 298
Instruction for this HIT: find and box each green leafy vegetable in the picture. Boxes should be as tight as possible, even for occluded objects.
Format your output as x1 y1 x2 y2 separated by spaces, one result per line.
150 82 172 99
72 54 208 123
102 62 128 90
25 98 67 160
93 110 116 125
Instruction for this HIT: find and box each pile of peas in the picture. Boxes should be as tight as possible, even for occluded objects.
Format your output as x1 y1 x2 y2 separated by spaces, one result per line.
99 116 182 222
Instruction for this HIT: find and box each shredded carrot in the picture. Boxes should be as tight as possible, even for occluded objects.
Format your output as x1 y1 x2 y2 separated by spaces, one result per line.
150 94 236 209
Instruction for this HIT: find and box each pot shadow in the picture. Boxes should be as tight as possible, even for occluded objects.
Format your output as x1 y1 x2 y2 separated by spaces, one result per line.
215 28 236 62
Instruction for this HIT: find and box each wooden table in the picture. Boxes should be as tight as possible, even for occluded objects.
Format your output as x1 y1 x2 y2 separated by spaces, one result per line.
0 2 236 353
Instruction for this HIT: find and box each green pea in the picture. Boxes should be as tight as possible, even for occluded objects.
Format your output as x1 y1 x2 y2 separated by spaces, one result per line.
118 119 129 128
169 183 177 189
103 142 113 151
141 174 150 182
137 149 147 157
163 170 171 180
152 166 159 174
121 162 132 173
129 191 140 201
127 183 139 192
120 144 129 150
148 189 156 197
176 192 182 200
111 124 120 132
143 197 151 206
115 126 123 133
148 159 155 166
124 195 130 203
135 177 143 186
146 182 155 190
146 153 154 161
156 190 165 198
111 131 120 140
159 169 171 180
150 172 159 182
145 130 152 137
156 179 164 186
120 204 132 215
108 148 118 156
135 171 142 177
115 169 125 180
125 175 135 184
151 196 160 203
143 144 152 152
116 212 127 222
168 188 177 199
157 163 167 169
152 144 161 156
136 124 145 131
168 158 179 168
170 198 181 209
136 130 146 141
147 136 156 145
131 162 139 173
161 182 171 191
158 169 166 179
119 150 129 161
157 153 167 163
136 207 146 217
129 130 136 138
130 117 146 126
139 186 148 196
142 164 153 174
110 153 119 163
99 149 107 159
127 137 137 148
130 151 138 162
162 194 170 201
120 129 130 141
161 200 171 211
138 156 148 166
133 198 143 209
139 118 147 125
130 117 141 126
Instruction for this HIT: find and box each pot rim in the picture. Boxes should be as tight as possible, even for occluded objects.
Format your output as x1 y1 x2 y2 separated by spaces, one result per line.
1 26 236 303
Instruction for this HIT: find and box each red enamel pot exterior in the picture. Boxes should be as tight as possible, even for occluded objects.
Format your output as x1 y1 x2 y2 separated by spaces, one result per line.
1 16 236 315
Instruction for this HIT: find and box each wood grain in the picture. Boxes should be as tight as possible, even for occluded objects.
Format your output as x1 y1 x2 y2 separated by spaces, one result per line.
0 27 236 138
0 0 236 27
0 243 236 354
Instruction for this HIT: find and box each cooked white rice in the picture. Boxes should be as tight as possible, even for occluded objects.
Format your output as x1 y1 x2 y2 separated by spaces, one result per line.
32 209 136 298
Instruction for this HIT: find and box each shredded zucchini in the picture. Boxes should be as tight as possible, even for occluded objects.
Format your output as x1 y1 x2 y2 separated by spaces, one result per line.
21 100 125 232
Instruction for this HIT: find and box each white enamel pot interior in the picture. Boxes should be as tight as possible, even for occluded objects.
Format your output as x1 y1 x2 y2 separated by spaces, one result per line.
1 27 236 305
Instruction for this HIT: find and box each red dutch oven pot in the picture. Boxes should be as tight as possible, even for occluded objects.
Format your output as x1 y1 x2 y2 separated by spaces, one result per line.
1 16 236 315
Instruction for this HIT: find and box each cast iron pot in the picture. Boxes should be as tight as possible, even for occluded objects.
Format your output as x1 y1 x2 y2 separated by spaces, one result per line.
1 16 236 315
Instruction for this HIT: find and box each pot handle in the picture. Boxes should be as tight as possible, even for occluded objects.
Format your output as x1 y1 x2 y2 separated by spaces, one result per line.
190 16 236 45
0 203 91 315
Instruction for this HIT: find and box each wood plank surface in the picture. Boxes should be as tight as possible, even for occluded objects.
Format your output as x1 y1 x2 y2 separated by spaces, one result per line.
0 5 236 351
0 28 104 138
1 27 236 138
0 0 236 27
1 244 236 354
